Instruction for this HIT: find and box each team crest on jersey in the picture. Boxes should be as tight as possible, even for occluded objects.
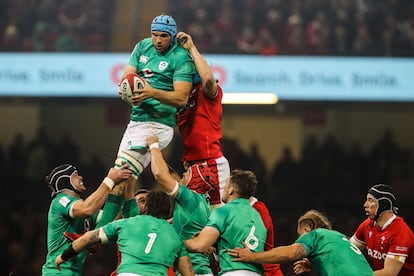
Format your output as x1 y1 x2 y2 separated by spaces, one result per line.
59 196 71 207
158 61 169 70
139 55 148 63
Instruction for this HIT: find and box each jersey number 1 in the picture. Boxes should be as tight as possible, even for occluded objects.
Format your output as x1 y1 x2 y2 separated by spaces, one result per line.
145 233 157 254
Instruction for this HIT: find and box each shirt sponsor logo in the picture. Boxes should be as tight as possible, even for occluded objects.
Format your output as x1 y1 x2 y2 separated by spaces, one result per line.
139 55 148 63
59 196 71 207
396 246 408 252
367 248 387 260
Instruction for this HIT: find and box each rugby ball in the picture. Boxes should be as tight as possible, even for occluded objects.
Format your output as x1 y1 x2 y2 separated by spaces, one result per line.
120 72 145 105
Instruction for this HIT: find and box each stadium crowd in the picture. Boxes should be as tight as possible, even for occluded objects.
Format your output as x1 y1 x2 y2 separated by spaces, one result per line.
1 0 414 275
0 0 113 52
1 0 413 56
168 0 414 56
1 127 413 275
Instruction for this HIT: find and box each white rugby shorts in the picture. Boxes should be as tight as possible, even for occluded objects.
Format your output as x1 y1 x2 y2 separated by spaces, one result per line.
117 121 174 168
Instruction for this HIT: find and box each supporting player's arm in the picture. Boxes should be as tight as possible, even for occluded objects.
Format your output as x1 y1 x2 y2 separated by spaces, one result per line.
71 166 132 218
184 226 220 254
177 31 217 98
55 229 103 270
177 255 195 276
228 242 307 264
374 256 404 276
133 80 192 107
147 136 180 197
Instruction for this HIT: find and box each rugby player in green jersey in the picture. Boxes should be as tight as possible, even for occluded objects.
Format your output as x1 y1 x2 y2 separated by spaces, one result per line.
41 164 132 276
184 169 267 276
229 209 374 276
147 135 213 275
55 190 194 276
114 14 195 198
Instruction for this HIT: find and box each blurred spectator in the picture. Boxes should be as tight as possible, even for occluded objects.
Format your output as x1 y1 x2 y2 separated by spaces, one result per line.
55 131 80 166
1 129 413 275
370 129 402 183
54 28 81 51
31 22 58 52
271 145 302 196
7 133 27 192
282 14 306 55
352 23 374 56
1 0 413 56
237 26 261 54
25 127 55 189
57 0 87 31
246 142 267 196
167 0 414 57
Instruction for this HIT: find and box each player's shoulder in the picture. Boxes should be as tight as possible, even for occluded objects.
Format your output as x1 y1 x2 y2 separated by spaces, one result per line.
135 38 154 52
359 217 373 227
391 216 413 231
171 44 192 59
53 193 78 206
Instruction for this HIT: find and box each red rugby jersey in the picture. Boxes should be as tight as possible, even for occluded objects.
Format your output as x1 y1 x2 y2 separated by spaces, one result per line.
353 215 414 275
176 84 224 162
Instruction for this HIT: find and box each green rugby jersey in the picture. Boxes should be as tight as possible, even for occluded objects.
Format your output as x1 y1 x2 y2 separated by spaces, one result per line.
173 185 212 274
128 38 195 127
207 198 266 275
296 228 374 276
103 215 188 275
41 193 98 276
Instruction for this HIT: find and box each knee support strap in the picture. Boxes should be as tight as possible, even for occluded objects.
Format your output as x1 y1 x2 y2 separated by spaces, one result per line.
114 150 145 179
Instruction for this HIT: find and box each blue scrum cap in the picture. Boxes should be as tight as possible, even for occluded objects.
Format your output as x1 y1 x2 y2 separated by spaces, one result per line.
151 14 177 41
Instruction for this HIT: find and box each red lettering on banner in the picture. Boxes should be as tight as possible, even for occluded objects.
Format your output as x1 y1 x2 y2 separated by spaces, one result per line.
111 64 127 84
212 66 226 84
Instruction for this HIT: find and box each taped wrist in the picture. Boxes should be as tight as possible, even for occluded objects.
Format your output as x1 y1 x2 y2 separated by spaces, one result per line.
103 177 115 190
61 244 78 261
166 181 180 196
149 142 160 150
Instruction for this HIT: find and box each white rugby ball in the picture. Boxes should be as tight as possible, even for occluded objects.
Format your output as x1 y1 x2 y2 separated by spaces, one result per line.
120 73 145 105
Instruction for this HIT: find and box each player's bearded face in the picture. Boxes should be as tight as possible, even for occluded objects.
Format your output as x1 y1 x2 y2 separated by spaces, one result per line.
152 32 171 53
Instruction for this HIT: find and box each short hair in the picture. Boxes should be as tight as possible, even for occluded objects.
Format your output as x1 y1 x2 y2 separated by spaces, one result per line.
134 188 149 197
298 210 332 230
145 189 171 220
229 169 257 199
